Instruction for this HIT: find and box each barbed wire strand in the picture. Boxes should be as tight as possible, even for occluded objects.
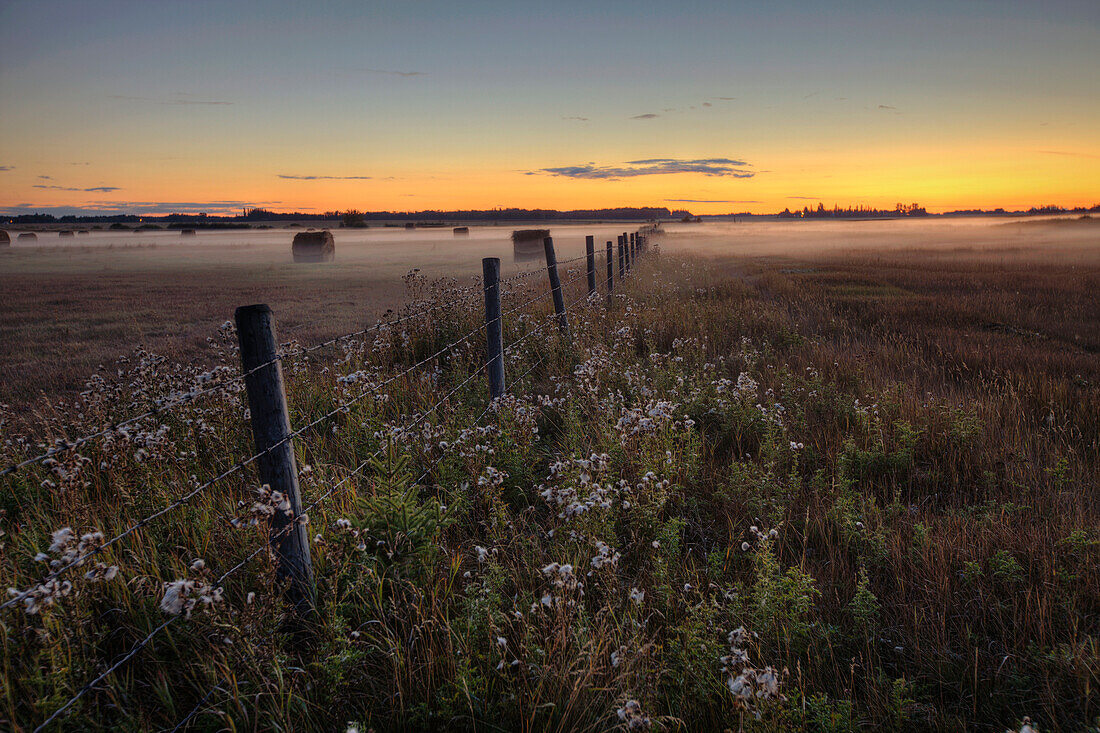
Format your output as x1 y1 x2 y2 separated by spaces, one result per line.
1 288 491 480
147 271 612 732
2 320 490 613
28 245 631 729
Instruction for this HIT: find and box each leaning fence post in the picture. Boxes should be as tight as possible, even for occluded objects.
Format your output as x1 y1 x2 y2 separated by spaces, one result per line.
585 235 597 297
617 236 625 280
482 257 505 399
606 240 614 305
235 304 315 619
543 236 570 338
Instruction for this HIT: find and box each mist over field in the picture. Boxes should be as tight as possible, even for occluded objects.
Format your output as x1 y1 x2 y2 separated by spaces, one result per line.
2 216 1098 731
2 216 1096 406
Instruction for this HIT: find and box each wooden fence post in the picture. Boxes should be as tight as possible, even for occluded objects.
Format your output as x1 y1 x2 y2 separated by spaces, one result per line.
482 257 505 399
622 231 630 272
585 235 597 297
235 304 315 619
543 236 570 337
617 236 625 280
630 232 636 262
606 240 614 305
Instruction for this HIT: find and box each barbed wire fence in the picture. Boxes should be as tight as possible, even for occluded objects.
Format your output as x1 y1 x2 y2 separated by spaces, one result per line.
4 227 657 731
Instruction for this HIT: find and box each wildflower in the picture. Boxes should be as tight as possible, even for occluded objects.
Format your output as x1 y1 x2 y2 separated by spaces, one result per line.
160 565 223 618
616 699 651 730
160 579 193 615
84 562 118 582
49 527 75 553
741 542 751 552
629 587 645 605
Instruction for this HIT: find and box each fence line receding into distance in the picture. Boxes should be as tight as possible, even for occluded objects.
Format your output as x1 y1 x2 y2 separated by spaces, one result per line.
5 226 657 731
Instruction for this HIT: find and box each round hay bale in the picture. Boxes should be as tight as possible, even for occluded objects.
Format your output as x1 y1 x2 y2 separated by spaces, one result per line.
18 232 37 241
453 226 470 236
511 229 549 261
59 230 75 237
181 229 196 236
292 230 335 263
0 230 9 246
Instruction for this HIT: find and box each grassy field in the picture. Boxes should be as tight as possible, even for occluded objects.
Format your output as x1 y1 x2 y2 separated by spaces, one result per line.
1 223 1097 731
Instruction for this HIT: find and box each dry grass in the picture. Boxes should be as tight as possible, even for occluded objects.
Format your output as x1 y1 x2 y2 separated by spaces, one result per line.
0 224 1097 731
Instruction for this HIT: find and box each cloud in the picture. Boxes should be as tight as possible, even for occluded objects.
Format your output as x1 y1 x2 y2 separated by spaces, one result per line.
277 174 373 180
562 116 589 122
108 94 233 105
877 104 900 113
535 157 755 180
702 102 712 107
1037 150 1100 159
666 199 762 203
38 175 52 180
0 166 13 172
32 184 122 192
0 200 289 216
786 196 820 200
631 113 659 119
344 67 425 77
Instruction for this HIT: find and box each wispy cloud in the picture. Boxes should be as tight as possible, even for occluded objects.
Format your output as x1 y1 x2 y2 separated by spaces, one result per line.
0 200 288 216
666 199 762 203
38 175 52 180
1037 149 1100 159
108 93 233 106
32 184 122 192
631 113 659 120
343 67 425 77
877 104 900 113
562 116 589 122
277 174 373 180
534 157 755 180
786 196 820 200
0 166 13 172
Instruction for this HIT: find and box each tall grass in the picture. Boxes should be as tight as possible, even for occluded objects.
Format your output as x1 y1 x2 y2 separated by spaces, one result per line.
1 252 1096 731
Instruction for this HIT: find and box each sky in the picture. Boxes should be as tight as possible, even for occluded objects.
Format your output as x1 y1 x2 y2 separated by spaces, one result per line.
1 0 1097 216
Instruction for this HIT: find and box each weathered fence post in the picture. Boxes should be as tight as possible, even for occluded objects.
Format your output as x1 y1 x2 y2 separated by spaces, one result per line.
482 257 505 399
630 233 636 262
606 240 614 305
585 235 597 297
235 304 315 619
617 236 625 280
623 231 630 272
543 236 570 337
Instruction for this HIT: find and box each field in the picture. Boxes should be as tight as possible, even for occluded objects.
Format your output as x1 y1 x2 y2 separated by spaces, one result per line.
1 219 1097 731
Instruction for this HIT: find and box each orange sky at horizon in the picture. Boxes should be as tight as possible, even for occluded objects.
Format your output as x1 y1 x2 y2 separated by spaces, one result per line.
1 1 1097 216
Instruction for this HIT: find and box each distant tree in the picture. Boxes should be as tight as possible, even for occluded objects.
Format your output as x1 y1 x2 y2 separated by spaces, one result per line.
342 210 367 228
